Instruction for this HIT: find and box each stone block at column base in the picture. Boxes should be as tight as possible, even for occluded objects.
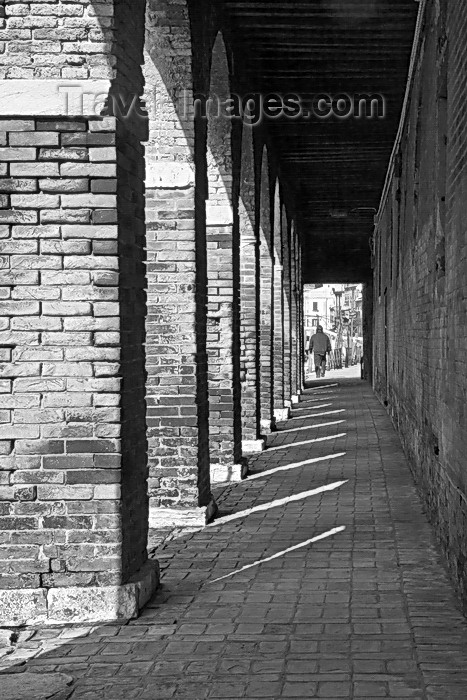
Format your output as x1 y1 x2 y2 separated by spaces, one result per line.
274 408 290 422
149 500 218 530
210 463 244 484
242 439 265 454
0 588 47 627
291 394 300 405
0 560 160 627
260 419 274 435
284 399 292 408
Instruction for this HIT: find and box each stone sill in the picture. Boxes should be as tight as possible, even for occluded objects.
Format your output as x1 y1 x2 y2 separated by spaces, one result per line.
0 560 159 627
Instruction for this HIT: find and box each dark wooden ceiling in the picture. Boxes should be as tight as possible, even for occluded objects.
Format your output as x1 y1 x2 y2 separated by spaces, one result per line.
224 0 418 282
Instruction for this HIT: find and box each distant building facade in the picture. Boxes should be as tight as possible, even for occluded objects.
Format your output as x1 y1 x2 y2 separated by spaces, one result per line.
303 284 338 334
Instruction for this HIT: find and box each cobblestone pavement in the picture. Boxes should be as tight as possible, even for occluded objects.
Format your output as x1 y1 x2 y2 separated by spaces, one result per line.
2 369 467 699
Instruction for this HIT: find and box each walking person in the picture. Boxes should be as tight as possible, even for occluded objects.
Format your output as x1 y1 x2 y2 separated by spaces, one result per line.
307 325 332 378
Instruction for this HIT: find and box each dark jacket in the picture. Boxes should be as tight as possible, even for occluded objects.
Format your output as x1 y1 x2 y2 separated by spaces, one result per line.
309 331 332 355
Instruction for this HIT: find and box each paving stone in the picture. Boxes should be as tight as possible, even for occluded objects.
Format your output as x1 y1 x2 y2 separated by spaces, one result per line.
282 682 319 697
317 680 352 696
3 374 467 698
1 672 73 700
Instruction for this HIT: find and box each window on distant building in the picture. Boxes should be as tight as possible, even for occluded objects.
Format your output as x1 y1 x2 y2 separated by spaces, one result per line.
312 318 318 327
313 302 318 311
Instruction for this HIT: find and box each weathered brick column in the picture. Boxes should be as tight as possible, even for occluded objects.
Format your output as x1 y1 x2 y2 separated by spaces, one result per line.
292 224 303 401
239 125 263 453
272 183 287 422
282 208 292 407
0 0 158 626
258 147 274 434
0 105 157 625
297 240 305 393
144 0 215 529
205 34 243 483
290 222 300 403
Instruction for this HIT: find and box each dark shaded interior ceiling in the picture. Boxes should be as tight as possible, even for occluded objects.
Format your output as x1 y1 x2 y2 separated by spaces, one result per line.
224 0 418 282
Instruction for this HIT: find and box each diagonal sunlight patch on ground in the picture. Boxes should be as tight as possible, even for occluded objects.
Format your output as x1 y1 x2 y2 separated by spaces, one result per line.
266 433 347 451
247 451 347 481
293 409 345 418
277 420 346 434
210 526 347 583
207 481 348 528
290 403 334 414
308 383 339 391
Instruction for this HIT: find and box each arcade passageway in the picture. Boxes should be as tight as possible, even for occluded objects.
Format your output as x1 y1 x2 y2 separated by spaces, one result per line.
2 372 467 699
0 0 467 649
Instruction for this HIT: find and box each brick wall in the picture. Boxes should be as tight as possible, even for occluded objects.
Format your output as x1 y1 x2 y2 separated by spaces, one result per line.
0 115 134 588
116 115 149 580
281 207 292 405
0 0 309 611
0 0 157 620
239 124 260 446
272 182 285 417
0 0 114 81
144 0 212 517
297 233 304 394
205 33 241 477
112 0 148 584
289 223 299 398
362 280 373 381
258 146 274 434
373 0 467 608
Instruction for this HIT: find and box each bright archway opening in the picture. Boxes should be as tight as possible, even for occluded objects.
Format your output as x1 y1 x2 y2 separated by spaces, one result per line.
303 283 365 380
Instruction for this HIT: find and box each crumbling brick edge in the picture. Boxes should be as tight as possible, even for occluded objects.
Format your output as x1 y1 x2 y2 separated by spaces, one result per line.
0 560 159 627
